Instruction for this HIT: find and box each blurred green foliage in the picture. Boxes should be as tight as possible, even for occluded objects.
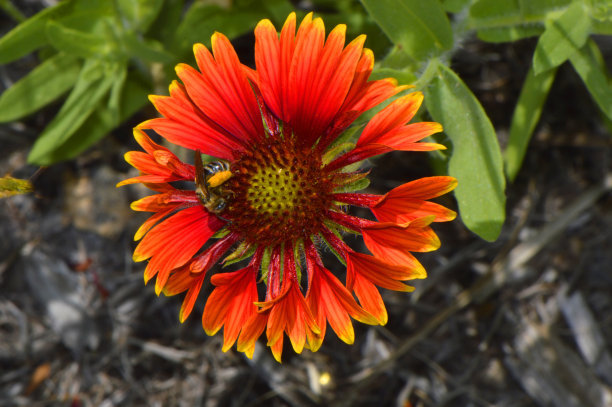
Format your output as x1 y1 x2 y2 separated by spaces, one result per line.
0 0 610 241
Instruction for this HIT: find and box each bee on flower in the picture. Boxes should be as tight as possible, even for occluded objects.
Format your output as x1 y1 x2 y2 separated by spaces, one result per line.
118 12 457 362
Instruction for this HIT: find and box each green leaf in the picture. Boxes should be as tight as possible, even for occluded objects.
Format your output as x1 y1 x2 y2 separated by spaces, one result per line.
27 60 116 165
504 65 557 182
117 0 163 32
0 0 26 22
592 18 612 34
107 66 127 120
425 62 506 241
370 67 417 86
40 73 149 163
0 2 68 63
0 0 114 63
360 0 453 60
149 0 184 47
569 38 612 120
469 0 571 43
122 33 175 64
441 0 471 13
0 53 80 122
533 2 591 74
46 20 110 59
476 25 544 43
470 0 571 23
173 4 266 54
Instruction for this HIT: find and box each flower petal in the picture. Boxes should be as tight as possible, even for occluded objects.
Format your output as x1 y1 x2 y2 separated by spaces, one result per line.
305 241 378 350
237 311 268 359
176 40 262 144
372 176 457 223
203 266 259 351
349 272 388 325
133 206 225 294
347 251 421 292
363 219 441 253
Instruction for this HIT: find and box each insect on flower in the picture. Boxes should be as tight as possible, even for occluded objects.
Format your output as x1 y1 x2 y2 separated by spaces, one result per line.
119 12 458 362
194 150 233 214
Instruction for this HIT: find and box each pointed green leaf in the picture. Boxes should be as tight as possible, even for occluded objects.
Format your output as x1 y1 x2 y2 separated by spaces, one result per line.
569 38 612 120
117 0 163 32
441 0 471 13
122 33 175 64
0 0 114 63
533 2 591 74
476 25 544 43
504 65 557 182
46 20 110 59
469 0 571 42
0 53 80 122
40 73 149 163
425 62 506 241
0 2 68 63
0 0 26 22
27 61 116 164
360 0 453 60
107 66 127 120
149 0 184 47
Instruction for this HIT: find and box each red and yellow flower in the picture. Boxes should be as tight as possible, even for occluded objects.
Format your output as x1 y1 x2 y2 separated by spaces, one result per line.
119 12 457 362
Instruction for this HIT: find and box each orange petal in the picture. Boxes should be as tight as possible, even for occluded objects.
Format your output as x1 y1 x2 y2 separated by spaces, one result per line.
347 252 420 292
176 52 260 144
255 18 283 119
162 265 196 296
373 176 457 223
179 274 204 322
130 191 197 212
363 220 441 254
270 334 284 363
350 272 388 325
210 34 264 140
369 122 444 149
264 279 320 358
134 206 179 241
202 266 259 352
237 311 268 359
287 14 326 142
306 262 377 350
357 92 425 146
134 206 225 294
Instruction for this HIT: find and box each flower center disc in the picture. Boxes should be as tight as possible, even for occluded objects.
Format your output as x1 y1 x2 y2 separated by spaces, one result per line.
225 139 334 246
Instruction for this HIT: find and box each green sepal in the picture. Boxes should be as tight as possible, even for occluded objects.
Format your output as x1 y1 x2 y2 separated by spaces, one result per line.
318 226 347 267
223 242 255 268
323 142 356 165
259 246 273 284
333 172 371 193
293 240 304 285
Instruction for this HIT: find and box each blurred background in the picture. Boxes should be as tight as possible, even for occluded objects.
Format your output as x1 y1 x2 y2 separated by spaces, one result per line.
1 0 611 406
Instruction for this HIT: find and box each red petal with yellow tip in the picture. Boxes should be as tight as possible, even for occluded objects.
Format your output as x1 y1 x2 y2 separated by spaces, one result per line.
305 241 377 350
134 206 224 294
372 176 458 223
347 252 420 292
203 265 259 351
